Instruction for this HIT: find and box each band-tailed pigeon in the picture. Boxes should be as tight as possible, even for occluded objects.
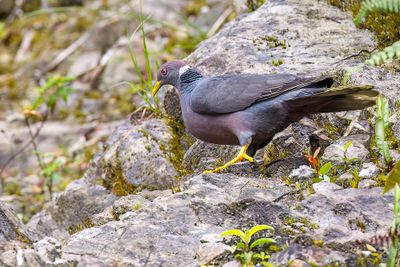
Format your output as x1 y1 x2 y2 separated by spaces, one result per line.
152 60 378 173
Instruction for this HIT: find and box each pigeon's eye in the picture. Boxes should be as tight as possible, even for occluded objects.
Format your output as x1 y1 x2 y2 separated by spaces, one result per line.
161 68 168 76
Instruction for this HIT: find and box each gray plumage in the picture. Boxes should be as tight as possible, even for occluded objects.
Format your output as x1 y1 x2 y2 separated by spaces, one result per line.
154 60 378 157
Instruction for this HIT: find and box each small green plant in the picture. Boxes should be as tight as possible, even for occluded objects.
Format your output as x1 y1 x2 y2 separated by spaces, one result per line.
220 225 276 267
271 58 283 66
335 141 358 171
23 75 75 197
349 169 361 188
375 95 392 166
365 41 400 66
305 147 332 182
127 7 160 116
354 0 400 66
354 0 400 25
318 162 332 182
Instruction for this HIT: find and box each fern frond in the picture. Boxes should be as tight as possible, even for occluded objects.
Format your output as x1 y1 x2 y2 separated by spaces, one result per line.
354 0 400 25
365 40 400 65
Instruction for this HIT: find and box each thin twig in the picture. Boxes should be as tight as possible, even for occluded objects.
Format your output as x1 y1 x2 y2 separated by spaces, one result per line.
272 189 301 203
25 118 45 171
335 48 378 63
0 110 48 193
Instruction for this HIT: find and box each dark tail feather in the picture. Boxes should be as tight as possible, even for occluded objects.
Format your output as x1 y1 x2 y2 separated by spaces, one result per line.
288 85 378 113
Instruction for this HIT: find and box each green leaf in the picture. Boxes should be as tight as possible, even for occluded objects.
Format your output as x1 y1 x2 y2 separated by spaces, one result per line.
43 76 59 91
245 225 274 244
343 141 352 151
383 161 400 193
261 262 274 267
249 238 276 250
47 92 59 111
220 229 246 242
32 95 45 110
51 172 61 181
347 158 358 164
59 86 74 102
375 118 392 164
376 95 390 128
319 162 332 175
236 242 245 251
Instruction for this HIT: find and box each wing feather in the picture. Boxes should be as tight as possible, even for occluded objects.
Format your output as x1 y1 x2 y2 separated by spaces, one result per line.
189 73 327 114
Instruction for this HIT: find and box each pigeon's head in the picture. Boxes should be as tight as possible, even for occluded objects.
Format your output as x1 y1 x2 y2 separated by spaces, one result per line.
152 60 188 96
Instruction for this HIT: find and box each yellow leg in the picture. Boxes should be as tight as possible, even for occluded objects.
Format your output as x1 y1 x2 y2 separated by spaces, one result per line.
203 144 254 174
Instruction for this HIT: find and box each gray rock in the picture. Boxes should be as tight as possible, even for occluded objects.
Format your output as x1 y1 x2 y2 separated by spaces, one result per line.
46 179 117 234
358 179 378 189
288 259 312 267
322 135 370 164
61 174 285 266
33 237 62 263
162 87 182 121
0 201 33 242
183 140 240 172
271 241 348 267
196 242 231 265
95 119 178 191
344 120 371 136
301 186 392 244
26 210 69 241
335 172 354 188
0 248 18 267
223 261 242 267
359 162 381 179
289 165 315 181
312 182 341 195
18 249 45 267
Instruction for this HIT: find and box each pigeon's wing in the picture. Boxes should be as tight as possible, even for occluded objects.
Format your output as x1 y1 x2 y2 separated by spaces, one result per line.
190 73 330 114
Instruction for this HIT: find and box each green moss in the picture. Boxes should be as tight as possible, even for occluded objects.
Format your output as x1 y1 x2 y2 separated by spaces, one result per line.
133 203 141 211
184 0 207 17
327 0 400 50
4 181 21 196
100 160 138 196
164 117 194 177
283 215 320 230
247 0 266 11
272 58 284 66
67 218 95 235
253 35 287 51
13 227 32 244
313 239 325 247
263 143 291 166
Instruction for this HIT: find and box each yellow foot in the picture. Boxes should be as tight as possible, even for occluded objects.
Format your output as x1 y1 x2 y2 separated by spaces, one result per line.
203 145 254 174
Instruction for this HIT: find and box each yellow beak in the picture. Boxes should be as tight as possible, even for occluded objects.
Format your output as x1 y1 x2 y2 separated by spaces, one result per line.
152 81 162 96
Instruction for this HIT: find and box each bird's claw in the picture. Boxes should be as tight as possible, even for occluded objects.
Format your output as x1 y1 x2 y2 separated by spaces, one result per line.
202 153 254 174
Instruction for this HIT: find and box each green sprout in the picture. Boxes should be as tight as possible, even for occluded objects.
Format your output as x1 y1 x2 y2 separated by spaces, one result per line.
375 95 392 166
220 225 277 267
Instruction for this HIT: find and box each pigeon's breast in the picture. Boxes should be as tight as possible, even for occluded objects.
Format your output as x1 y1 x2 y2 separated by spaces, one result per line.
180 98 242 145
